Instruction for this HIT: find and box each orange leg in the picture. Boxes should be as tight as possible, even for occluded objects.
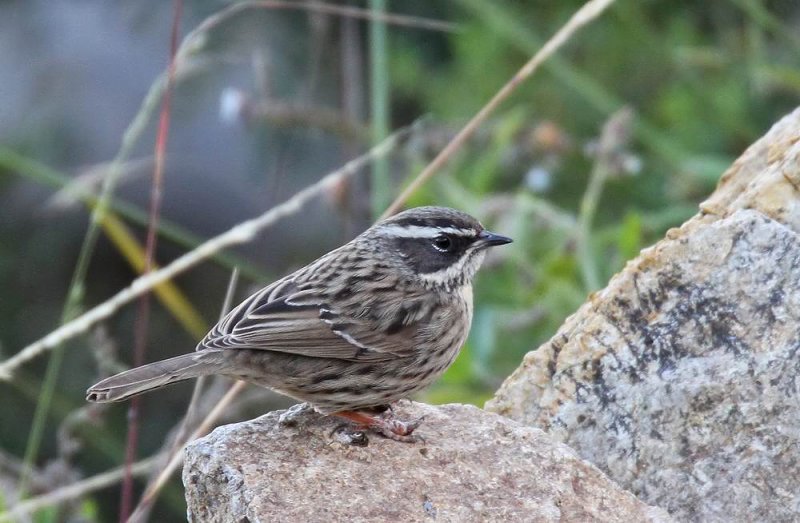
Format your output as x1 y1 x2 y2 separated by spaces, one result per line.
333 410 424 443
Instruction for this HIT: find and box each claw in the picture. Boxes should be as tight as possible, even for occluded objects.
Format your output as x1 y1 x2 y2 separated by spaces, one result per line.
400 415 425 432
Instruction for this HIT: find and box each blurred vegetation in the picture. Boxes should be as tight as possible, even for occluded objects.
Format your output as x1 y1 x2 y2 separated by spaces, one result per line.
0 0 798 520
409 0 800 405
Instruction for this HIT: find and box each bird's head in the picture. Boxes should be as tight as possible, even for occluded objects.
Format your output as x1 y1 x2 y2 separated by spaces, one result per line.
366 206 512 291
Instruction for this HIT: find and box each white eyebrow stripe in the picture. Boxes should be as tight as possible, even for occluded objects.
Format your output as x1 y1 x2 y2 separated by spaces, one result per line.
378 224 474 239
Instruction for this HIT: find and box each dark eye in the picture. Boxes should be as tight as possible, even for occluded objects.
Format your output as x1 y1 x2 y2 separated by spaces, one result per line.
432 235 453 252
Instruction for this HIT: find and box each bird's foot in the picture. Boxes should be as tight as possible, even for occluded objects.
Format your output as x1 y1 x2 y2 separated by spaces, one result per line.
333 409 425 443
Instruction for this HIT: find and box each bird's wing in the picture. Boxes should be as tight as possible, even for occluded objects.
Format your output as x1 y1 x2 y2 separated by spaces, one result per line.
199 278 425 361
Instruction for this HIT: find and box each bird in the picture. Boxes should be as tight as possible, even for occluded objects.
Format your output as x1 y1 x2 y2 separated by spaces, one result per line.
86 206 512 441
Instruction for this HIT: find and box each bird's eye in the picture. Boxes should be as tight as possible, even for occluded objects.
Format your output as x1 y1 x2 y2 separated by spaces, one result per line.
432 235 453 252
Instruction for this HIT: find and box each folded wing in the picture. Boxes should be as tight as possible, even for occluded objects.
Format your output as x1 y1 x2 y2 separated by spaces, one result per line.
199 278 424 362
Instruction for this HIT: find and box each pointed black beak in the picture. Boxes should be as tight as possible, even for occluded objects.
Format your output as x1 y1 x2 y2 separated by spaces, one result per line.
478 230 513 247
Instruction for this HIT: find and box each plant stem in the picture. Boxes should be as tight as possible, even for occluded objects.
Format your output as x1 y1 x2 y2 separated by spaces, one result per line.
370 0 391 219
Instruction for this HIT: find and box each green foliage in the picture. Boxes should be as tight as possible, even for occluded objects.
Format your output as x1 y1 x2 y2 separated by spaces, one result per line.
617 211 643 262
33 507 58 523
79 498 100 521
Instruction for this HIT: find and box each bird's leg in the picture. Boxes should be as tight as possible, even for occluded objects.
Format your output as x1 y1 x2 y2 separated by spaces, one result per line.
332 410 423 443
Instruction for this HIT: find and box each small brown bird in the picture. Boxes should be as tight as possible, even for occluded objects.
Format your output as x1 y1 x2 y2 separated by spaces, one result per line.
87 206 511 441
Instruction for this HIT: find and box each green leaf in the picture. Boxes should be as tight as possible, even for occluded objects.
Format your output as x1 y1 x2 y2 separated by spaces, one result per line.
618 211 643 261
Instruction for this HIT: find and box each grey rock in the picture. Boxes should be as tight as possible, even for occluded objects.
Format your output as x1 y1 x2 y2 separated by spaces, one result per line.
183 401 671 522
487 107 800 521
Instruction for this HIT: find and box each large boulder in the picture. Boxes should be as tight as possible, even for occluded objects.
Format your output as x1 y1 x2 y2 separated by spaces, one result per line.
183 401 671 522
487 107 800 521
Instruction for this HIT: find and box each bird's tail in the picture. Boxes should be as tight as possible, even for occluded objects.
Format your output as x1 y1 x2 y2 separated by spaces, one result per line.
86 351 224 403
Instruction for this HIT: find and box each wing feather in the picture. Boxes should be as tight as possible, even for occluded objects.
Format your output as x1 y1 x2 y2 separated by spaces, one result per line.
199 276 423 361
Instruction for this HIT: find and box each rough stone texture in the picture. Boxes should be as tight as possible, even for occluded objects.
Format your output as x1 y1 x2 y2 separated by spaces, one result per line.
487 107 800 521
183 401 671 522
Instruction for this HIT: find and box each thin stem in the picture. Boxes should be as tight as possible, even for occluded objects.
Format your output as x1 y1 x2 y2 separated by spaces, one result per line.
370 0 391 219
121 2 182 519
16 340 65 498
577 107 634 291
577 164 608 291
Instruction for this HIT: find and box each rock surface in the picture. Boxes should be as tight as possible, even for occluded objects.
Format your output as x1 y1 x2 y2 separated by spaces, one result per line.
183 401 671 522
487 107 800 521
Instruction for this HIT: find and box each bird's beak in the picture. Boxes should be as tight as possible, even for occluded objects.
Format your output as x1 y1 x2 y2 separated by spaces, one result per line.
478 230 513 247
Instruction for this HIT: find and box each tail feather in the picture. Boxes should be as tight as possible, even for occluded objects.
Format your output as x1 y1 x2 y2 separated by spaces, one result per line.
86 352 223 403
